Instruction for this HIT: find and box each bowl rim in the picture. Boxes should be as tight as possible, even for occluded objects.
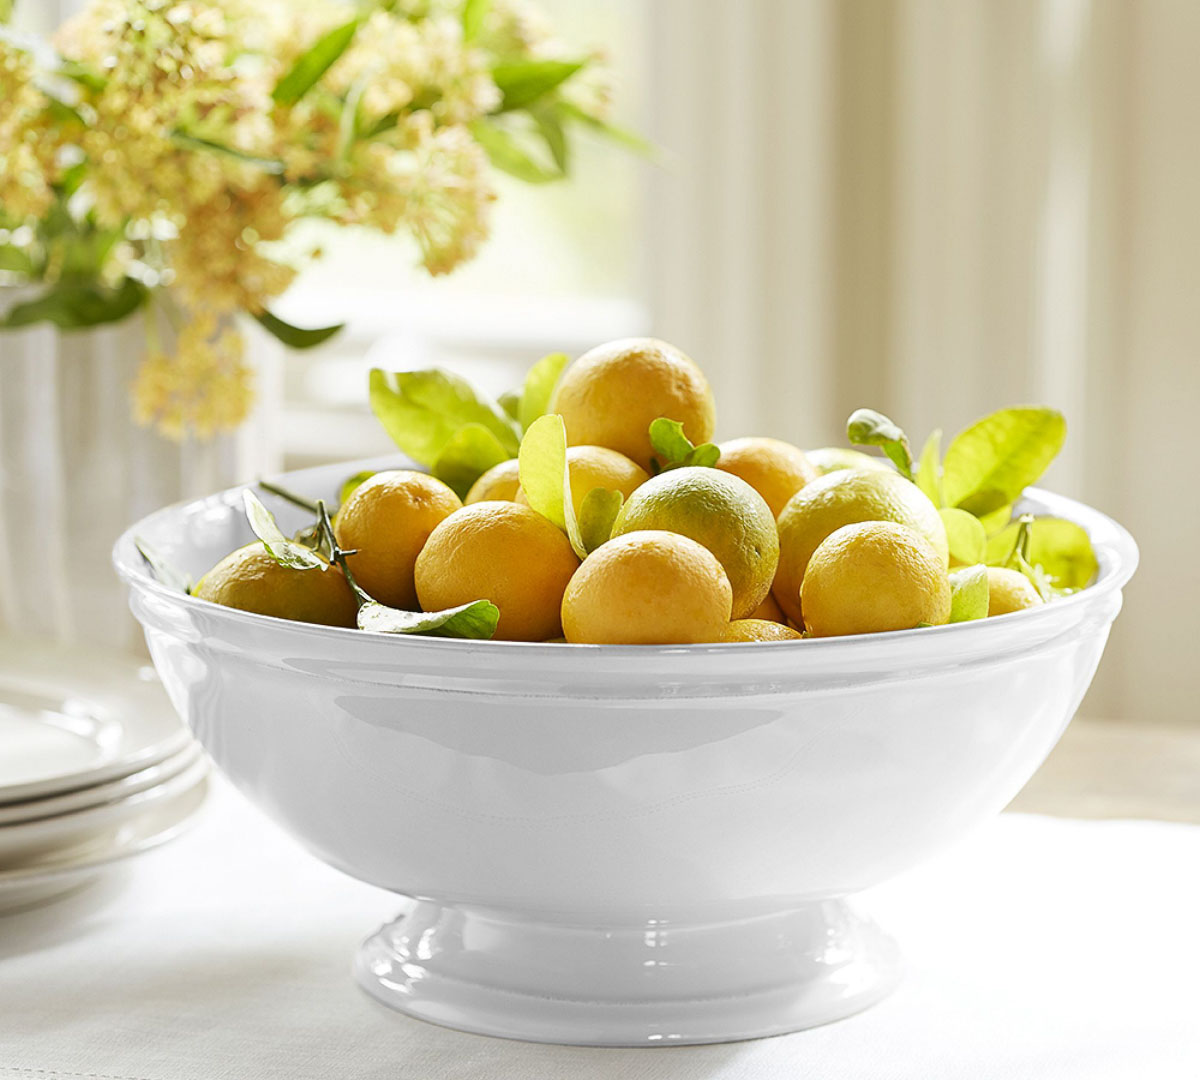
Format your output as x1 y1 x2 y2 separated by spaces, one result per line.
113 458 1138 661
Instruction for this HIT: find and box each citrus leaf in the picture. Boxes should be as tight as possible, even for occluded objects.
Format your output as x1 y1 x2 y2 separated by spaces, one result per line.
649 417 694 466
688 443 721 468
846 408 913 479
253 309 343 349
369 367 520 467
578 487 623 554
358 598 498 639
949 564 989 623
984 516 1097 591
518 413 585 558
498 389 522 423
979 502 1014 535
272 18 359 106
338 470 375 507
518 351 570 432
492 58 585 112
462 0 490 41
941 407 1066 516
432 422 511 499
242 491 327 571
916 429 942 507
134 537 191 595
939 507 987 566
1 278 145 330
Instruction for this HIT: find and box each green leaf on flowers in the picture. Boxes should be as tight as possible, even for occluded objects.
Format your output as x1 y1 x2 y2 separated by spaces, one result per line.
462 0 490 42
253 309 343 349
948 564 989 623
272 18 359 106
134 538 191 595
358 598 499 639
916 429 942 506
170 131 286 175
338 470 375 507
470 118 563 183
57 59 107 92
369 367 521 467
518 414 586 558
493 58 585 112
648 417 721 472
578 487 624 554
0 277 145 330
242 491 328 571
518 351 570 432
985 516 1097 591
941 407 1066 516
531 106 569 172
432 422 512 499
846 408 913 479
0 245 33 274
939 507 987 566
555 101 654 156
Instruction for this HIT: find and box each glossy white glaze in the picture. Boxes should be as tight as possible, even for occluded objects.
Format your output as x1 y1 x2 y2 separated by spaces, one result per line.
113 458 1137 1045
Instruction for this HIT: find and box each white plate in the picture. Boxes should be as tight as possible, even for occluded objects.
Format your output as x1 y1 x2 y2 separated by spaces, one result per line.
0 741 202 826
0 755 209 868
0 637 190 804
0 771 210 914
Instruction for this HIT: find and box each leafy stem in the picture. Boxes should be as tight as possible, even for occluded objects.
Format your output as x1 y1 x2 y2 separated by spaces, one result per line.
257 478 322 516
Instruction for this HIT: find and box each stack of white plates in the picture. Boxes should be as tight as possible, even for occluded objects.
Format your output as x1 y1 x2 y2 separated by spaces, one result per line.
0 638 209 912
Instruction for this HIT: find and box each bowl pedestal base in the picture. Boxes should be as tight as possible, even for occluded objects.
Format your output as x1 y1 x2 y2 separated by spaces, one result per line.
354 897 901 1046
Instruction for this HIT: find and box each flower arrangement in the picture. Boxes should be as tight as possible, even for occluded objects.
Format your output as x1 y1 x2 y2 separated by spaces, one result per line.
0 0 625 439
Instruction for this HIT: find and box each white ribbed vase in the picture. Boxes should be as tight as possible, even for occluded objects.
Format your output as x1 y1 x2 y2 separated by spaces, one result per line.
0 296 282 651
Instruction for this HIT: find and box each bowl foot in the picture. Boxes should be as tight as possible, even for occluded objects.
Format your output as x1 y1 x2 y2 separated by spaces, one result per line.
354 897 900 1046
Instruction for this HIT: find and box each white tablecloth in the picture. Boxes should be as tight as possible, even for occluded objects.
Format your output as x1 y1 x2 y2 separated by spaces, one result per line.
2 777 1198 1080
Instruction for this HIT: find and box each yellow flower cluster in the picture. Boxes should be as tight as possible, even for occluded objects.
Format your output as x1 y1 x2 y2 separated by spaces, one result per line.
131 311 254 440
0 40 57 221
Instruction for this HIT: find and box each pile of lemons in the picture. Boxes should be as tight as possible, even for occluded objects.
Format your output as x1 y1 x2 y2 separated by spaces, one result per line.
195 338 1048 643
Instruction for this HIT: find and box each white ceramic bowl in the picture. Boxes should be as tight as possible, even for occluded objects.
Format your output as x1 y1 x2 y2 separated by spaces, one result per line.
113 457 1137 1046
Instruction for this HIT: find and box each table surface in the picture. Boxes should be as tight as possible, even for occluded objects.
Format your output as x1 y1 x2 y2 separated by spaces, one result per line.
2 719 1199 1080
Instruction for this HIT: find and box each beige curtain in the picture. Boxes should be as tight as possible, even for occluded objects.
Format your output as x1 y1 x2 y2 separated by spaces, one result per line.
646 0 1200 726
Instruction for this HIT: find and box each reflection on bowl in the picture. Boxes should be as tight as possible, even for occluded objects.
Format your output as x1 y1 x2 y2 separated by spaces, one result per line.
114 457 1137 1046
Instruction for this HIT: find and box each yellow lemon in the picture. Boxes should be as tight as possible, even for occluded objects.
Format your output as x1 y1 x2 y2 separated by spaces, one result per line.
804 447 894 475
800 521 951 637
987 567 1044 616
749 590 788 624
465 459 521 504
611 466 779 619
721 619 804 643
334 470 462 610
773 468 948 626
715 437 820 518
415 502 579 641
515 445 649 518
561 530 732 644
194 544 358 628
551 338 716 472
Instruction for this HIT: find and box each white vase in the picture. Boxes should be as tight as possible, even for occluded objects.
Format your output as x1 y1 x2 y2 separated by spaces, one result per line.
0 297 283 652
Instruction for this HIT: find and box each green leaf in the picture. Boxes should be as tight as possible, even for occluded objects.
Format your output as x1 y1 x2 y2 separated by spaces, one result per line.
984 516 1097 591
56 160 88 197
462 0 490 42
979 503 1014 535
916 429 942 507
647 417 720 471
369 367 521 467
555 100 654 156
1 278 145 331
0 1 13 24
0 245 33 274
470 118 563 183
498 389 522 423
358 598 499 639
242 491 328 571
492 58 585 112
56 59 106 92
170 131 286 174
948 564 989 623
134 537 191 595
272 18 359 106
432 422 512 499
518 413 586 558
941 407 1067 516
846 408 914 479
253 309 343 349
939 507 987 566
517 352 570 432
578 487 623 554
338 470 375 507
531 106 568 172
